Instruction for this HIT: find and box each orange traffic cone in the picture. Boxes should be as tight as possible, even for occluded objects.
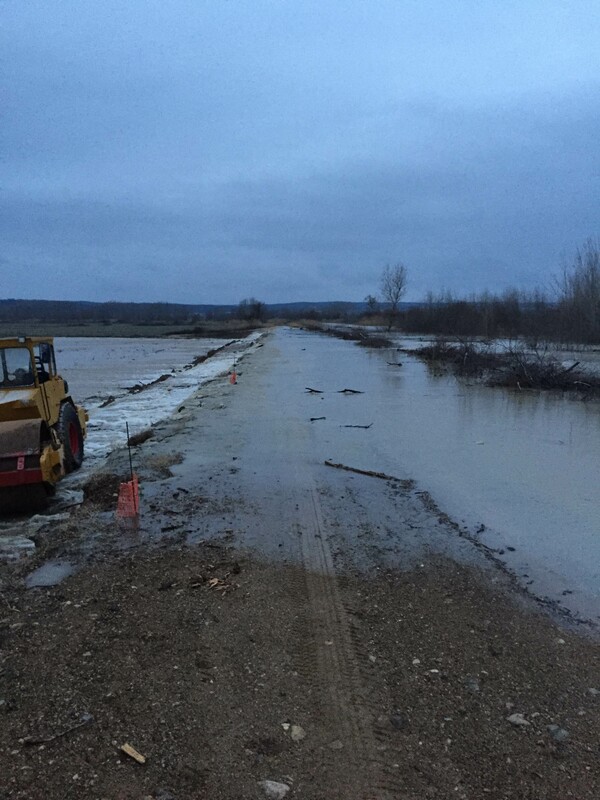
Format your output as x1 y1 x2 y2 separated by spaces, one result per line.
116 474 139 519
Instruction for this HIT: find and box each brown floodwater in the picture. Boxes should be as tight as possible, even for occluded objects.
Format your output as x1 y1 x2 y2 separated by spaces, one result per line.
274 327 600 622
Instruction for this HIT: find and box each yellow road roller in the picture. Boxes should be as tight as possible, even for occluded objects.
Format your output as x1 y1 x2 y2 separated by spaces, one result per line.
0 337 87 509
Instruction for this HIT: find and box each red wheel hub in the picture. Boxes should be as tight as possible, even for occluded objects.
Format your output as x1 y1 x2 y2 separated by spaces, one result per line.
68 422 79 457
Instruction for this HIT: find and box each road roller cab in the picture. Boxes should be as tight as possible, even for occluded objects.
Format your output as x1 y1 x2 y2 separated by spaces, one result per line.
0 337 87 506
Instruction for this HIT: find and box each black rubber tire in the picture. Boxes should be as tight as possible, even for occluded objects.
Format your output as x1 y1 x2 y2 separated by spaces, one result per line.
0 485 49 515
57 403 84 472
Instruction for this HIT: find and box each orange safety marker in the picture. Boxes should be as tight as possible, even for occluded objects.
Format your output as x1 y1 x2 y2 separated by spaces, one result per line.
117 421 140 520
230 371 237 384
116 474 139 519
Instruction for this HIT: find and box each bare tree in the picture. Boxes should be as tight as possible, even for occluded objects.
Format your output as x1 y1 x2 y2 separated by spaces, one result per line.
364 294 379 314
238 297 266 321
556 238 600 343
380 262 408 330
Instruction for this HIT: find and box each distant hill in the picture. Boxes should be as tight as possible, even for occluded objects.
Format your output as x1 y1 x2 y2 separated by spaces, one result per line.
0 298 416 325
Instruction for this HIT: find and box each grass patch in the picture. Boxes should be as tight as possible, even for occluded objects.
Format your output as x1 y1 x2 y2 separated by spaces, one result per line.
146 452 184 478
127 428 155 446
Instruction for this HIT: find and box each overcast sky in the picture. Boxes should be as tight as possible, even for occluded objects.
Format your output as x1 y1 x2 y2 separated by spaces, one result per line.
2 1 599 304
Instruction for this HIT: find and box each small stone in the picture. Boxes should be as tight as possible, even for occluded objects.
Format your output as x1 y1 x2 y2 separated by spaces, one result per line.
259 780 290 800
507 713 530 727
329 739 344 750
587 688 599 696
390 712 409 731
368 655 376 663
290 725 306 742
412 658 420 665
154 789 176 800
464 675 480 693
547 724 569 742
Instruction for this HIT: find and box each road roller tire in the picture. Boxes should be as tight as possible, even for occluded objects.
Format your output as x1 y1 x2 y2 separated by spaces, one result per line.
58 403 84 472
0 484 49 515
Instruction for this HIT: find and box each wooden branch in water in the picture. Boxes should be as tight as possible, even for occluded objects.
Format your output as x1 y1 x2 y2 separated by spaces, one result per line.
324 461 397 481
305 387 323 394
310 417 326 422
337 388 364 394
342 423 373 429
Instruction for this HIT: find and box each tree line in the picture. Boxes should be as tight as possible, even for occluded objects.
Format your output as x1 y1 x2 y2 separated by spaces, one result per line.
0 297 365 327
2 239 598 343
371 239 600 344
0 299 202 325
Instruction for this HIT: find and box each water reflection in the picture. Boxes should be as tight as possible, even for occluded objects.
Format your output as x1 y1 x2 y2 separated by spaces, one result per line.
291 329 600 620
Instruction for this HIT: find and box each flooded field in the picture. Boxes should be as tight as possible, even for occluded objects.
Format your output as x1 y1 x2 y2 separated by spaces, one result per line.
53 334 259 471
0 334 260 544
54 336 226 405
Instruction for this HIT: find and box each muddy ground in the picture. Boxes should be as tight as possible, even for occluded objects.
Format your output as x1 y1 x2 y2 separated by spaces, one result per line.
0 329 599 799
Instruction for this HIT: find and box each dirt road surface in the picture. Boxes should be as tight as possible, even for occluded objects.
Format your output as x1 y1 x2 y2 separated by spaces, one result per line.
0 328 598 799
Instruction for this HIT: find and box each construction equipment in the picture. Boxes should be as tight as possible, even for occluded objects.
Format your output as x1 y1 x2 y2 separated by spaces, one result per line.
0 336 87 510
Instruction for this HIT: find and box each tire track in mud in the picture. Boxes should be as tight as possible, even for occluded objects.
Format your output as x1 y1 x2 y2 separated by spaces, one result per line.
293 469 404 799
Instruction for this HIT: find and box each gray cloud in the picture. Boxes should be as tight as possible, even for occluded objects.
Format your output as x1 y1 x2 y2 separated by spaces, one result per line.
1 1 599 303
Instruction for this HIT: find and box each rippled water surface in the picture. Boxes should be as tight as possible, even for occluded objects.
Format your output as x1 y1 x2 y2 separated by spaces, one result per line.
53 335 256 469
54 336 225 405
282 329 600 620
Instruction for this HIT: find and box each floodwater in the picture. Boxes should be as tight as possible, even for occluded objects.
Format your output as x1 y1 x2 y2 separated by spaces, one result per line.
54 334 260 471
0 334 261 556
25 560 74 588
54 336 227 405
280 328 600 621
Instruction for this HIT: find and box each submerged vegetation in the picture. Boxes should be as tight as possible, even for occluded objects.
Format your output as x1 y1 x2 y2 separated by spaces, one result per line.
296 321 392 349
414 339 600 397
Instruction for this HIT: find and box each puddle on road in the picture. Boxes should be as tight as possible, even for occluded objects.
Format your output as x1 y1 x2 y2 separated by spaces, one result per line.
25 560 75 588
